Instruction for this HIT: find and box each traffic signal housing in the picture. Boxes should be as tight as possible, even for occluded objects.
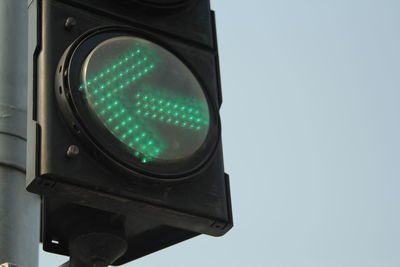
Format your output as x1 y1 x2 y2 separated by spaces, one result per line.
27 0 232 264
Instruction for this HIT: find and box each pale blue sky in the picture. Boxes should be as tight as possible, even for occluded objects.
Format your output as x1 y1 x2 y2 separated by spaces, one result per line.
41 0 400 266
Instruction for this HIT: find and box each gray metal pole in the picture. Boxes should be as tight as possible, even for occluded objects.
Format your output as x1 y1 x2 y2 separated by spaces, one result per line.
0 0 40 267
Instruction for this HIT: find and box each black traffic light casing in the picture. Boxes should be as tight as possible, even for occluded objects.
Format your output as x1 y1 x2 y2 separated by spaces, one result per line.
27 0 232 263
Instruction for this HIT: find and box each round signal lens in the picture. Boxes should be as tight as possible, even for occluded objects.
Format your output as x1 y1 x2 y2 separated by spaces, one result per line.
78 36 210 164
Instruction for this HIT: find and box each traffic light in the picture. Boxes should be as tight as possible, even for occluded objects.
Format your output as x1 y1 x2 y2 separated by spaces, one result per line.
27 0 232 264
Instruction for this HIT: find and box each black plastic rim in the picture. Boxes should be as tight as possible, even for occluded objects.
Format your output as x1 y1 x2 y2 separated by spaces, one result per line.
56 27 220 180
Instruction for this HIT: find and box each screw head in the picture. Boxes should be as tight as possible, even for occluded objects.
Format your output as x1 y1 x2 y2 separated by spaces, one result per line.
65 17 77 31
67 145 80 158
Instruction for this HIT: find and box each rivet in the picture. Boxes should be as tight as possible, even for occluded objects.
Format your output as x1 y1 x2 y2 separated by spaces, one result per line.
67 145 80 158
64 17 77 31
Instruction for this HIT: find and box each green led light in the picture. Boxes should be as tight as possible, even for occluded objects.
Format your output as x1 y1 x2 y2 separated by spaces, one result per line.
79 36 211 165
80 45 165 162
133 86 209 131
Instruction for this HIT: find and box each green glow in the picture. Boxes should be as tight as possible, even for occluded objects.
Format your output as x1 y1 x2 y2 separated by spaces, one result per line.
80 46 165 163
134 87 209 131
79 37 211 164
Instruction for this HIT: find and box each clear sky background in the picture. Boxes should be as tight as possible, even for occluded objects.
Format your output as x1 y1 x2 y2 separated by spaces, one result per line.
41 0 400 266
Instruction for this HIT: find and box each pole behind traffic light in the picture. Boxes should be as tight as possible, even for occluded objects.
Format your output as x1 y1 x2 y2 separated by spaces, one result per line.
0 0 40 266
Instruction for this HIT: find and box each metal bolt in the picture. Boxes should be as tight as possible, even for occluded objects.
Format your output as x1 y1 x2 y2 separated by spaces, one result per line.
67 145 80 158
64 17 77 31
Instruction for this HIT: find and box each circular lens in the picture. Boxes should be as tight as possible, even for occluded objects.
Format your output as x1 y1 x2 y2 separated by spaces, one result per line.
79 36 210 165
